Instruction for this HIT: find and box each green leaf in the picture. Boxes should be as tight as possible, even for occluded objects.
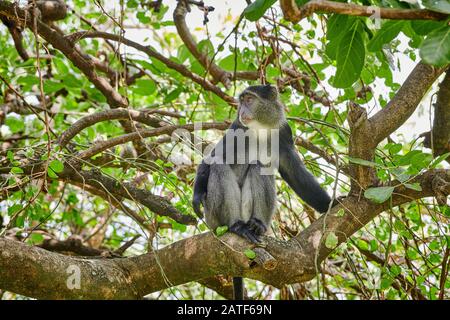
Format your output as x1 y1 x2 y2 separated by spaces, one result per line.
392 168 411 183
404 183 422 191
244 249 256 260
368 21 404 52
49 160 64 173
133 79 157 95
30 233 44 244
7 150 14 162
336 208 345 217
164 88 183 103
43 80 64 94
47 169 58 179
390 265 401 277
410 20 446 36
326 15 357 60
364 186 395 204
218 54 246 71
420 26 450 67
332 22 366 88
397 150 423 166
8 203 22 216
215 225 228 236
136 11 151 24
127 0 139 8
17 75 39 91
387 143 403 155
62 74 83 88
430 152 450 168
10 167 24 174
327 14 350 41
5 116 25 133
243 0 277 21
422 0 450 14
325 232 338 249
325 38 340 60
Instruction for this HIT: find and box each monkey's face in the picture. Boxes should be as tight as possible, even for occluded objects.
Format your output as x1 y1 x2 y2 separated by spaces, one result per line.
238 86 284 129
238 92 257 127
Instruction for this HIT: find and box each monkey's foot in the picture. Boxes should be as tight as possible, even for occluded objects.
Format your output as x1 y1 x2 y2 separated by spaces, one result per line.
246 217 267 236
230 220 261 244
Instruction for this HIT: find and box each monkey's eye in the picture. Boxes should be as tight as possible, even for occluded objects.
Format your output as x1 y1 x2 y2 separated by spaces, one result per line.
244 95 254 105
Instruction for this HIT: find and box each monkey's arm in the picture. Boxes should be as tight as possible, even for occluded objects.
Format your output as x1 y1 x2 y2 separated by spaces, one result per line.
192 161 210 218
278 124 332 213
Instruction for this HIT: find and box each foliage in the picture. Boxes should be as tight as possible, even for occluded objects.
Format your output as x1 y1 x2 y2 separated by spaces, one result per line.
0 0 449 300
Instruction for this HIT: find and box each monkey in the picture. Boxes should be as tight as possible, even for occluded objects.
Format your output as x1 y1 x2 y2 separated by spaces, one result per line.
192 84 332 300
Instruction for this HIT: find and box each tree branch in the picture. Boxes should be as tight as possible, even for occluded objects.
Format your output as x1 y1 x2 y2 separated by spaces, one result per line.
74 122 229 160
280 0 448 24
348 62 447 190
59 167 197 225
1 169 448 299
421 71 450 162
58 109 165 148
173 0 232 88
65 30 237 106
370 62 447 145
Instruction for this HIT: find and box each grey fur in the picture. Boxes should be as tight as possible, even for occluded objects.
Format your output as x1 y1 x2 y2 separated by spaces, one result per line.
204 163 276 233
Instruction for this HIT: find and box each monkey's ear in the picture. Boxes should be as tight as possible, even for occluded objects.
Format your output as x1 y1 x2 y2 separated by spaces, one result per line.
264 84 278 101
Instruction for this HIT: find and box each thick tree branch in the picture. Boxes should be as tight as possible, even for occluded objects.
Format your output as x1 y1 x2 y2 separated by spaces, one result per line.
280 0 448 23
347 101 376 190
348 62 447 190
370 62 447 145
1 169 448 299
0 16 29 61
421 71 450 162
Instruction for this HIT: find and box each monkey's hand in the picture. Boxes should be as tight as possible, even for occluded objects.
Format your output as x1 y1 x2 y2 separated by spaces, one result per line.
192 193 205 218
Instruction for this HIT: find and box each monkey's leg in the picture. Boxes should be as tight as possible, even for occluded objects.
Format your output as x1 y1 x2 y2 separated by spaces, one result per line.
228 164 266 244
205 164 262 243
245 164 276 237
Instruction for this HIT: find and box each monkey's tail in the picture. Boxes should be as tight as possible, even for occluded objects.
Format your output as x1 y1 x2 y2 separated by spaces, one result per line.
233 277 244 300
